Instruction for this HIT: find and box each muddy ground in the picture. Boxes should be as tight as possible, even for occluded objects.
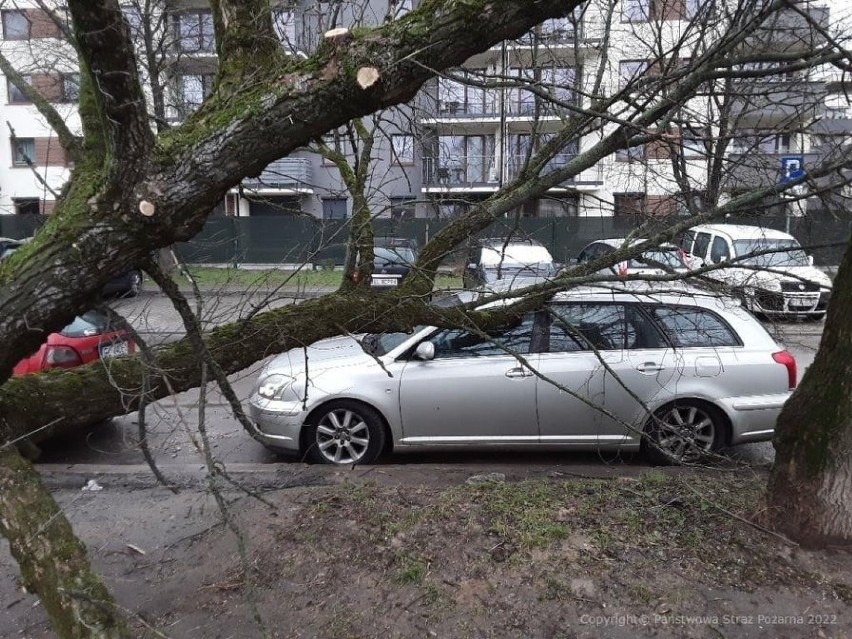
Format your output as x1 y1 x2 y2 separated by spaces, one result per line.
2 461 850 639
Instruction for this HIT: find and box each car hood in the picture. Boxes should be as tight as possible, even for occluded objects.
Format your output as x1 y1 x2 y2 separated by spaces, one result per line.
261 335 376 379
716 265 832 289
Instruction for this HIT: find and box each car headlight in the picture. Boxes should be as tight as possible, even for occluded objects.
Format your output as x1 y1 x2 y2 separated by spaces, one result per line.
256 374 295 400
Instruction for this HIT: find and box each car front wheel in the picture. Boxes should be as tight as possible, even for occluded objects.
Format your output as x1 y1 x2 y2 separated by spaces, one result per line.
642 401 724 465
303 401 386 465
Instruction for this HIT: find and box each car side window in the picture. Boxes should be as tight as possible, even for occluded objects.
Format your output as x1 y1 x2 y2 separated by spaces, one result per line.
547 303 664 351
650 305 741 347
692 232 712 260
710 236 730 264
429 313 538 359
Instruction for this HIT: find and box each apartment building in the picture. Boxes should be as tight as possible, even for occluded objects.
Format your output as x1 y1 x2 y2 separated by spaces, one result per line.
0 0 844 219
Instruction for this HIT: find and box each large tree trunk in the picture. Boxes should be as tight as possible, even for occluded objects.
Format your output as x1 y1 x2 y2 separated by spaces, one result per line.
769 237 852 546
0 447 131 638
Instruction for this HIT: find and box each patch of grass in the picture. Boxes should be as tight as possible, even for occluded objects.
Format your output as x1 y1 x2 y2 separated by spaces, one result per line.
627 583 656 604
464 481 575 550
540 576 572 601
181 266 462 289
394 552 429 584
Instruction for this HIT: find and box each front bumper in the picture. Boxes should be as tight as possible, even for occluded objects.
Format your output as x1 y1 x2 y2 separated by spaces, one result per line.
247 394 308 452
750 289 829 316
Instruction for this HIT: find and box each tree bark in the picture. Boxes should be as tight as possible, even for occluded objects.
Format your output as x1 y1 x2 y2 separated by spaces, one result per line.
769 237 852 546
0 447 132 638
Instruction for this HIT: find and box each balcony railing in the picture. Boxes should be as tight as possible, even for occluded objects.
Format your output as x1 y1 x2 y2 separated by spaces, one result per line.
423 155 605 188
243 158 313 190
422 156 498 187
436 100 500 118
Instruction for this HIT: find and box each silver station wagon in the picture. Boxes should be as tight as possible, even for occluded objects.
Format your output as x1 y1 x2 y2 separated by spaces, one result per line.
248 285 797 465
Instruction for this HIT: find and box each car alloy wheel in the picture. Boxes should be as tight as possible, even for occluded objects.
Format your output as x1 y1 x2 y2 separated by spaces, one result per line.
644 402 720 465
305 401 385 465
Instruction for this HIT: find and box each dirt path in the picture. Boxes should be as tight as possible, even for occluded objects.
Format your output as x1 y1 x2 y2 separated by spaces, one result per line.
2 462 850 638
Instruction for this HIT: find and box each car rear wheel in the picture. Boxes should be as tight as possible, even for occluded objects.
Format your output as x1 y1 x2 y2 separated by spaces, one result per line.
303 401 386 465
642 401 724 465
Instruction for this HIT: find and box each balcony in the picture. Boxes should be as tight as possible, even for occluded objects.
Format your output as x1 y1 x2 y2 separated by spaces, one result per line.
744 4 830 53
436 100 500 118
422 156 498 188
243 158 313 191
422 155 605 190
729 81 826 126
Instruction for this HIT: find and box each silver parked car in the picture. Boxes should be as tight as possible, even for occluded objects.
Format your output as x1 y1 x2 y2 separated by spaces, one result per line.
248 285 796 465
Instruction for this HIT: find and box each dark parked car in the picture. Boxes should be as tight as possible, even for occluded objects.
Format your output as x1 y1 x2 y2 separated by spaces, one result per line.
0 237 142 297
369 246 417 289
463 238 560 289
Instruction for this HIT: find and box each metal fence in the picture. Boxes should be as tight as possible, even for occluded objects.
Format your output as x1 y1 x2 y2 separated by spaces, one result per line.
2 212 849 267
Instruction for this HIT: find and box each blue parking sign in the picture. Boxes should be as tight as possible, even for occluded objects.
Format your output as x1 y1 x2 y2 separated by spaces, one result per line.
780 156 804 183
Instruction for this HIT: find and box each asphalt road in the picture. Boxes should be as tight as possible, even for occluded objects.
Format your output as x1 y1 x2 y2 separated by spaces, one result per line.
33 290 823 473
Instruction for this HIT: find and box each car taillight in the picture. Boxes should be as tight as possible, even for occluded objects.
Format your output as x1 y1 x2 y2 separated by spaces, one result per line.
772 350 797 390
44 345 83 369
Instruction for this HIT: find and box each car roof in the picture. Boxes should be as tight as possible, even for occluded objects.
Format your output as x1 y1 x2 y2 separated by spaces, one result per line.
477 237 544 248
584 238 678 250
689 224 795 241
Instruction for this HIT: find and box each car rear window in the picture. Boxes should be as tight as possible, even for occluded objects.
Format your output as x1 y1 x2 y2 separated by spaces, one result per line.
650 306 741 347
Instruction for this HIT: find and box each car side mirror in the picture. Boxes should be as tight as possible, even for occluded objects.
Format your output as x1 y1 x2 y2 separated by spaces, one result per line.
808 255 814 266
466 263 477 271
414 341 435 361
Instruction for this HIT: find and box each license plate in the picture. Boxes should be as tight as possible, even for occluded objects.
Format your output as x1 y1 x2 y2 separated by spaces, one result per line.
372 277 399 287
100 340 129 358
788 299 814 309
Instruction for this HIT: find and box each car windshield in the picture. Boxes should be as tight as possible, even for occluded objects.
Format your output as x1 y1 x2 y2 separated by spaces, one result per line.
374 247 415 266
732 239 809 266
629 248 684 269
363 293 464 356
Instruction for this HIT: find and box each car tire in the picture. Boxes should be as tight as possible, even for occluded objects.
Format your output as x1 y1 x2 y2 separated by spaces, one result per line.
303 400 386 465
641 401 725 465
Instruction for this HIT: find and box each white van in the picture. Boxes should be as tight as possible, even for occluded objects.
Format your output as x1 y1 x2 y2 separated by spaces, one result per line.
680 223 832 320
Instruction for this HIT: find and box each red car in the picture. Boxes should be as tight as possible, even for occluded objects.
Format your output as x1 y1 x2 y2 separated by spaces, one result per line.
13 311 136 376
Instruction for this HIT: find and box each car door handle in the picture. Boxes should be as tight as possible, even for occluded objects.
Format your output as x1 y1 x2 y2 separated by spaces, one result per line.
505 367 534 379
636 362 666 374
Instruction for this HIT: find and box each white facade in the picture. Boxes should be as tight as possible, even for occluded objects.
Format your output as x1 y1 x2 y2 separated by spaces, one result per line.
0 0 846 218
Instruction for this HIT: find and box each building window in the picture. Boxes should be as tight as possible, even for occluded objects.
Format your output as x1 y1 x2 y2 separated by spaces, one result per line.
732 130 791 154
322 198 348 220
2 11 30 40
175 11 215 53
616 144 645 161
13 198 41 215
391 134 414 165
61 73 80 103
619 60 650 90
177 74 214 117
434 135 496 184
681 125 707 158
623 0 652 22
273 10 296 47
438 70 491 115
12 138 35 166
614 192 647 215
7 76 32 104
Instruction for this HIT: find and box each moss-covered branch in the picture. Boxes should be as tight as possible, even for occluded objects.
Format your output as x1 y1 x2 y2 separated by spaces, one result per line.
0 447 132 638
